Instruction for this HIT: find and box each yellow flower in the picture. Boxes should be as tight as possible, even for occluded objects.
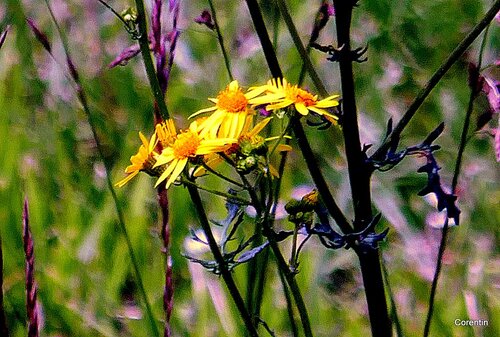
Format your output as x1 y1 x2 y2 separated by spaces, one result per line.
116 132 159 187
195 116 291 177
154 120 236 188
252 78 340 122
155 118 177 148
190 80 270 139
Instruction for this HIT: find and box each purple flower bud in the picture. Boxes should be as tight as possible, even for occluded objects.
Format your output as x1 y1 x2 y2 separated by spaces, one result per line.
152 0 162 54
0 25 10 51
194 10 215 30
108 44 141 68
311 1 334 43
482 77 500 114
26 18 52 54
259 107 272 117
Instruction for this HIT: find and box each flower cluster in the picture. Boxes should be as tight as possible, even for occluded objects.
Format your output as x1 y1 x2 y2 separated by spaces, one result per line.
116 79 340 189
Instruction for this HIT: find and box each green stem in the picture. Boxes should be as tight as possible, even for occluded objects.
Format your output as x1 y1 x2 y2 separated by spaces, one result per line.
186 184 259 337
43 2 160 336
372 0 500 160
275 0 328 96
201 162 245 188
423 26 490 337
97 0 130 28
266 238 313 337
180 178 250 205
0 235 8 337
133 0 170 120
207 0 233 81
381 258 404 337
278 268 299 337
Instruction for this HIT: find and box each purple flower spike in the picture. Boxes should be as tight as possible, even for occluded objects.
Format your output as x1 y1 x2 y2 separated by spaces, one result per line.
108 44 141 68
482 77 500 114
26 19 52 54
0 25 10 51
311 1 335 44
194 10 215 30
169 0 178 12
23 198 40 337
152 0 162 54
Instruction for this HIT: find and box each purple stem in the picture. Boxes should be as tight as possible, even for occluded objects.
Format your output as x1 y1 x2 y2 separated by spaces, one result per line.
158 186 173 337
23 198 39 337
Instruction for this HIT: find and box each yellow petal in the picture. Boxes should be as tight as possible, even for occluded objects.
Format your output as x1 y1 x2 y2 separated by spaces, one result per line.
115 171 139 187
228 80 240 91
295 103 309 116
166 158 188 188
155 159 178 188
249 117 272 137
189 106 217 119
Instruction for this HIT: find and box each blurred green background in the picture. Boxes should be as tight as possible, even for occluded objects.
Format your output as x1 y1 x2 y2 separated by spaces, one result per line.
0 0 499 336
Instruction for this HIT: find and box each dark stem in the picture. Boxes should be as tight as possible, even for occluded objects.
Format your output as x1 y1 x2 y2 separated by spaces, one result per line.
245 0 283 79
381 258 404 337
275 0 328 96
158 186 173 337
265 237 313 337
42 2 160 335
186 184 259 337
422 26 490 337
133 0 170 120
278 268 299 337
372 0 500 160
244 0 351 234
333 1 391 336
0 235 9 337
207 0 233 81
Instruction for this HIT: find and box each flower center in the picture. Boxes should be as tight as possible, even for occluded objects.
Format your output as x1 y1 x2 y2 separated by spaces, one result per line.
216 87 248 113
286 86 317 106
172 131 201 159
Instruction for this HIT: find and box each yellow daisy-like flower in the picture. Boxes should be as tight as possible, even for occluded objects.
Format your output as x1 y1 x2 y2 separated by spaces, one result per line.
190 80 270 139
116 132 159 187
252 78 340 122
154 120 236 188
195 116 291 177
155 118 177 148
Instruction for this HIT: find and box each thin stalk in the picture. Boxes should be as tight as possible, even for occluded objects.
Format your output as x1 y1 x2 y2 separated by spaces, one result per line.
186 184 259 337
289 225 299 270
97 0 130 28
244 0 351 234
201 162 245 188
43 2 159 336
278 268 299 337
0 235 9 337
133 0 170 120
381 258 404 337
372 0 500 160
333 1 391 336
207 0 233 81
275 0 328 96
158 185 173 337
423 26 490 337
180 178 251 205
266 238 313 337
